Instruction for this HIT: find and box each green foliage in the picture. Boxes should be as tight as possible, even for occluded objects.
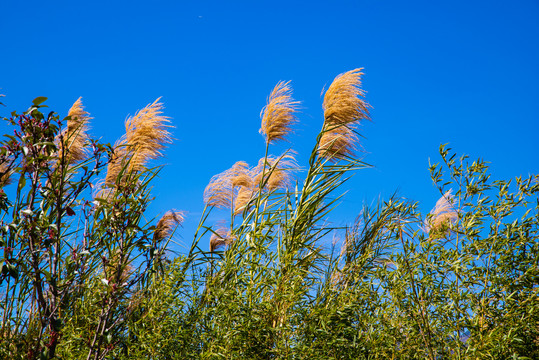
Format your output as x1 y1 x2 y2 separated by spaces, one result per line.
0 99 171 359
1 98 537 359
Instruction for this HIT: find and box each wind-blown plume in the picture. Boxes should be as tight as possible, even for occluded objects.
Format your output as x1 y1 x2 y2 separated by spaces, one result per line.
93 180 113 201
104 98 172 187
203 168 234 209
56 97 91 164
203 161 253 209
209 227 235 252
230 161 254 214
424 190 458 237
322 69 370 126
125 97 172 165
259 81 299 144
0 162 12 187
318 126 358 161
230 161 252 188
234 186 253 215
154 210 185 241
318 69 371 161
252 154 297 191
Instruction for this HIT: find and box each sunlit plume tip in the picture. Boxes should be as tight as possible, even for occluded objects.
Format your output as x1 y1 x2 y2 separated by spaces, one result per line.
203 169 234 209
230 161 252 188
56 97 92 165
259 81 299 144
318 68 371 161
104 98 172 186
322 68 370 127
154 210 185 241
125 97 172 165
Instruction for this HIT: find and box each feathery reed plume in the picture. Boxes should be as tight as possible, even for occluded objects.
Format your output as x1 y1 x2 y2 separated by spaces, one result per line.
56 97 91 165
252 153 297 191
424 190 458 237
230 161 254 214
0 162 12 187
125 97 172 165
318 68 371 161
203 161 253 209
259 81 299 144
230 161 252 188
104 139 128 186
154 210 185 241
103 98 172 187
322 68 370 126
209 227 235 252
318 126 358 162
234 186 254 215
203 168 234 209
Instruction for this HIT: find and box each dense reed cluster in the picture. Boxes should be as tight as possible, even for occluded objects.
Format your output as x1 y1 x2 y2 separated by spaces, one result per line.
0 69 537 359
0 95 184 360
202 70 368 250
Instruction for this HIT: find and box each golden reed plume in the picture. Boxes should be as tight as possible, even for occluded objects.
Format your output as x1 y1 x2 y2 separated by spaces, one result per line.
323 68 370 126
104 139 128 187
205 154 296 211
318 126 357 161
252 153 297 191
0 162 12 187
318 69 371 161
125 97 172 163
203 154 296 213
230 161 252 188
154 210 185 241
234 186 253 215
203 161 254 209
259 81 299 144
104 98 172 187
56 97 91 165
203 168 234 209
424 190 458 238
209 227 235 252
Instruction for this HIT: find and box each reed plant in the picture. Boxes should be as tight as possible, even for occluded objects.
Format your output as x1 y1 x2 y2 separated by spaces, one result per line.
0 69 537 359
0 97 182 360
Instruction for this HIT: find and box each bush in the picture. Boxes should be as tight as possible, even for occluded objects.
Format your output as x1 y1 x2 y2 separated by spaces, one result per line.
0 97 179 359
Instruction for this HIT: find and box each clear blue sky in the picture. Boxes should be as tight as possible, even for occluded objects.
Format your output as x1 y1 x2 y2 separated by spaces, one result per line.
1 0 538 253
